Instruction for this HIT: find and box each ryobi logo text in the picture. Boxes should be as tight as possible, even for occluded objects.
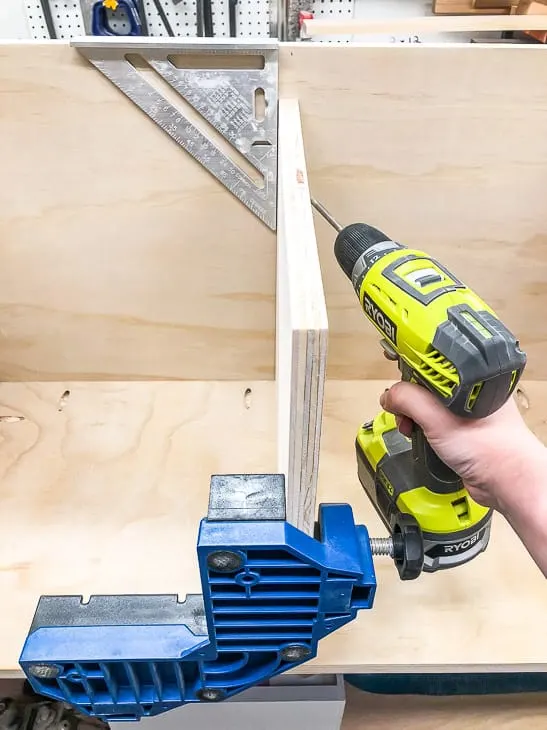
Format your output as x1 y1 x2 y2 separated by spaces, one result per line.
363 294 397 344
443 532 480 554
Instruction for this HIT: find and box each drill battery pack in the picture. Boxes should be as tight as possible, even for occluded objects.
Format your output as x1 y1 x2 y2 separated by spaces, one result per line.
356 412 493 572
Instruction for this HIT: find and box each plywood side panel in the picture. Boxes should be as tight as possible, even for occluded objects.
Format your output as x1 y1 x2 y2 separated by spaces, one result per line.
276 98 328 533
280 43 547 380
0 43 275 381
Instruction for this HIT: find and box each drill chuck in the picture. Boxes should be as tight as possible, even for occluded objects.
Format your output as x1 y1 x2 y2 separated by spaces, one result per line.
334 223 393 280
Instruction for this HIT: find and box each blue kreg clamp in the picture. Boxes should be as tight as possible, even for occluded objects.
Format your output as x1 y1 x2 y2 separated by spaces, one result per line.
20 475 376 722
92 0 142 35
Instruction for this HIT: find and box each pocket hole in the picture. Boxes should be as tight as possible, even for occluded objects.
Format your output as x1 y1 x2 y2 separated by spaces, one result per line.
244 388 252 409
58 390 71 412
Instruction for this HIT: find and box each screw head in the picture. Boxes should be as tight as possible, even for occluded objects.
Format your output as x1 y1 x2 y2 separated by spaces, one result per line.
280 644 312 662
207 550 243 573
197 688 225 702
28 664 61 679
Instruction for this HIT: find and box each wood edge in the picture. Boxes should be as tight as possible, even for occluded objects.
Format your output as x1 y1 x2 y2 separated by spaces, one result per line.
301 14 547 36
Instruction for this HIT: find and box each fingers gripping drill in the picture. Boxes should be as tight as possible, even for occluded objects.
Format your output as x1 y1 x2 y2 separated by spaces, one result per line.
312 199 527 575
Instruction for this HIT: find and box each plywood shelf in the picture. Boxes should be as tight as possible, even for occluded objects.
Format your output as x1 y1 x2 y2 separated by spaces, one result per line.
0 380 276 675
1 379 546 676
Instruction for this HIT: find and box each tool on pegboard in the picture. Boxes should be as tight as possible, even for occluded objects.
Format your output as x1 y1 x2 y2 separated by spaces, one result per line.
136 0 149 34
73 38 278 229
39 0 57 38
229 0 238 36
150 0 176 36
91 0 143 35
88 0 175 36
203 0 214 35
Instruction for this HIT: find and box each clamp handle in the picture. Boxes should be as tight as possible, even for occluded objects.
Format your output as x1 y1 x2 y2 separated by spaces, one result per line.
92 0 143 35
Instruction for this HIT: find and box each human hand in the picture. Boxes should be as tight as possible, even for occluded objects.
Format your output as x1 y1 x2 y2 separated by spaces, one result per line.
379 381 544 514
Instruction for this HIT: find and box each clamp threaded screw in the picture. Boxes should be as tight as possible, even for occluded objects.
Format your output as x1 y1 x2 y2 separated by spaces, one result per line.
370 537 394 558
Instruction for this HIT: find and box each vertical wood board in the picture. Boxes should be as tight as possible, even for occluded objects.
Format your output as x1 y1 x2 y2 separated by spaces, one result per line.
276 98 328 532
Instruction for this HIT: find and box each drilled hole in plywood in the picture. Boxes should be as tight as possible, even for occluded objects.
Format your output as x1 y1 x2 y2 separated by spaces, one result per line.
58 390 71 412
244 388 252 409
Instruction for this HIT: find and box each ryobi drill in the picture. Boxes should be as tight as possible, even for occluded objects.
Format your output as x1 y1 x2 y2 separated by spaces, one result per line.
312 199 527 574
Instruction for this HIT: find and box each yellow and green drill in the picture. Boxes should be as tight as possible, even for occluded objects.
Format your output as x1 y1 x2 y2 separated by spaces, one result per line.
312 199 526 574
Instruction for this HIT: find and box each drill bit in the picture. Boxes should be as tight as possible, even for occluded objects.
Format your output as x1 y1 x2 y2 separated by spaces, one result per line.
310 197 343 232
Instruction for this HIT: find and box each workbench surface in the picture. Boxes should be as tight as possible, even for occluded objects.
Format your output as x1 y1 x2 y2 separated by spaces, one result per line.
0 379 545 677
1 39 547 677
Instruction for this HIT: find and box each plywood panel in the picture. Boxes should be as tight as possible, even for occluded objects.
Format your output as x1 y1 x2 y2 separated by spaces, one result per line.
305 379 547 674
276 98 328 532
0 380 276 674
280 43 547 380
2 43 547 381
0 43 275 381
0 379 546 676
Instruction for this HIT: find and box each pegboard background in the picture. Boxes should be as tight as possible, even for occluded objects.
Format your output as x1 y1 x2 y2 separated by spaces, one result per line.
7 0 499 42
23 0 274 38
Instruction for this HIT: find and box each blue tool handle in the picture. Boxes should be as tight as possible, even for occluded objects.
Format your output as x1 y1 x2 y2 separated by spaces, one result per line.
92 0 143 35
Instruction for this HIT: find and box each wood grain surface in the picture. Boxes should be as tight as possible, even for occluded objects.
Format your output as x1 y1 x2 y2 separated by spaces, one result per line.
3 44 547 380
342 684 547 729
0 379 545 675
0 380 276 675
0 43 275 381
308 379 547 674
280 43 547 380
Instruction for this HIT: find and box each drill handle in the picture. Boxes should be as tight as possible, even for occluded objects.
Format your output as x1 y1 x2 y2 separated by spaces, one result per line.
411 426 463 494
398 362 463 493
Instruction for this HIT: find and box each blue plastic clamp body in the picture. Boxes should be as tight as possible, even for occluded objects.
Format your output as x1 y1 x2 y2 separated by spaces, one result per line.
20 502 376 721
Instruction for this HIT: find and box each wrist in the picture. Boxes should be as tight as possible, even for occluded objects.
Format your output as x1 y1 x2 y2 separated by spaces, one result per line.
495 433 547 521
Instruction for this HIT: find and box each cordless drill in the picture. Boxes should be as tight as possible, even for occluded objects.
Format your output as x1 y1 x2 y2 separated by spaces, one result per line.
312 199 527 573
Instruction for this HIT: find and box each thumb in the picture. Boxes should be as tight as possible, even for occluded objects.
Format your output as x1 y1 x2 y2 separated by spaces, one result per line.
380 381 457 437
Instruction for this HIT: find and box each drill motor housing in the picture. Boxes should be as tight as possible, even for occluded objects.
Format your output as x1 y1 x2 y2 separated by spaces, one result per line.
337 223 527 418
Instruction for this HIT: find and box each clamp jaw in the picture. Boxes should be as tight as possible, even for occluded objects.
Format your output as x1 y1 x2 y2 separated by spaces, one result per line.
20 474 422 722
